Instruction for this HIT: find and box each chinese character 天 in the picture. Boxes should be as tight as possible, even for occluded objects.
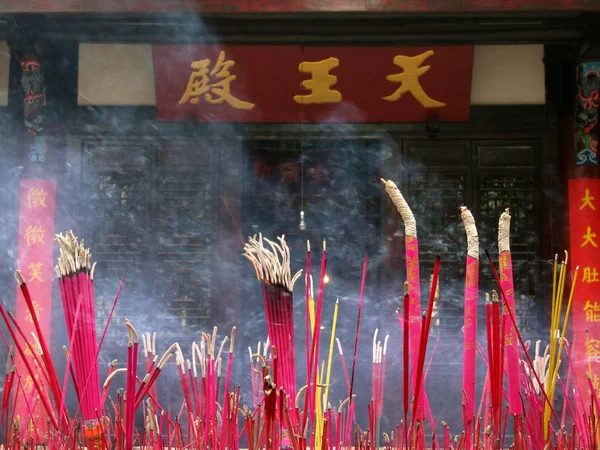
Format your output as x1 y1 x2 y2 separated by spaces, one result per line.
383 50 446 109
24 225 46 246
26 188 47 209
179 51 255 110
293 57 342 105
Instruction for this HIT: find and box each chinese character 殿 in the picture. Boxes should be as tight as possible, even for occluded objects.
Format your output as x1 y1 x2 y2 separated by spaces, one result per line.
179 51 255 110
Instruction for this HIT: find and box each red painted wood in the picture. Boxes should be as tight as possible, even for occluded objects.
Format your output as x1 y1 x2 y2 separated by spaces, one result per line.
0 0 597 13
152 45 473 123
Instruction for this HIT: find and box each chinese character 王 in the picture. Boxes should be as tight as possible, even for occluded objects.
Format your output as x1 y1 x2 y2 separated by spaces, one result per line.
293 57 342 105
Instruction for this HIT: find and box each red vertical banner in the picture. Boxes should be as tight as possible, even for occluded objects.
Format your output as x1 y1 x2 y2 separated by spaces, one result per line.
568 178 600 392
14 179 56 434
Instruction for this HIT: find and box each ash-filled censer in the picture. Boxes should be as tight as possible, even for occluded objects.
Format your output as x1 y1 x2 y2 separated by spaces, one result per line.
0 179 587 449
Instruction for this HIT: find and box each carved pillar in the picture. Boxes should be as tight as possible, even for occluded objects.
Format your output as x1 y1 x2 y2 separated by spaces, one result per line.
568 55 600 394
11 42 47 163
8 33 56 439
574 62 600 166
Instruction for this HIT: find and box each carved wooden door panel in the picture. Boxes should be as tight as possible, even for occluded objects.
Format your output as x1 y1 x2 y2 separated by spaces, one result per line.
70 137 219 343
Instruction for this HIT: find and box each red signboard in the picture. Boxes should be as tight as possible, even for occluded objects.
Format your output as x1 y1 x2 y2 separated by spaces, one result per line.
153 45 473 123
0 0 598 13
568 179 600 394
14 179 56 435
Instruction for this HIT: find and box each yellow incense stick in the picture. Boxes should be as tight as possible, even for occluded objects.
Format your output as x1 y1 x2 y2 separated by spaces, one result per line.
315 360 325 448
545 253 567 439
550 266 579 404
309 297 316 339
323 299 339 410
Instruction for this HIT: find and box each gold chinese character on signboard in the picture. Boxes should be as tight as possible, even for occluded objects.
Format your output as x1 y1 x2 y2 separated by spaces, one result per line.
24 300 42 324
293 57 342 105
583 266 600 283
582 226 598 248
580 188 596 210
24 225 45 247
28 263 44 283
383 50 446 109
179 51 255 110
26 188 47 209
584 300 600 322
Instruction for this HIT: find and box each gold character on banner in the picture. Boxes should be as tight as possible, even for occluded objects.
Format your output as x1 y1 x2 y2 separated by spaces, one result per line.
584 300 600 322
22 375 35 394
24 300 42 324
583 266 600 283
24 225 46 246
580 188 597 210
179 51 255 110
293 57 342 105
27 263 44 283
581 226 598 248
24 341 42 356
26 188 47 209
383 50 446 108
593 374 600 393
586 338 600 360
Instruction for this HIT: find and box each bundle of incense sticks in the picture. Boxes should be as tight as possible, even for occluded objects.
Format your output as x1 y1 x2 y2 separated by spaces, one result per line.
460 206 478 450
243 235 302 411
54 232 102 424
497 209 524 432
381 179 433 426
0 206 595 450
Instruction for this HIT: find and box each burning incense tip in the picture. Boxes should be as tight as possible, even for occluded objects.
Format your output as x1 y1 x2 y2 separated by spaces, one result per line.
381 178 417 238
14 270 25 285
403 281 409 295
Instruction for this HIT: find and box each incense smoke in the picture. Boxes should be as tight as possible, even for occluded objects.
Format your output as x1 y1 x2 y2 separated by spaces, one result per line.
0 14 558 442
